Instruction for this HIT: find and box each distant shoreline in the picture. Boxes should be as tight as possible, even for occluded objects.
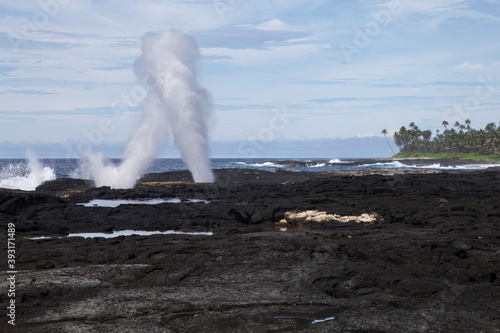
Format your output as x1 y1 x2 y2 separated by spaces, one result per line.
391 152 500 163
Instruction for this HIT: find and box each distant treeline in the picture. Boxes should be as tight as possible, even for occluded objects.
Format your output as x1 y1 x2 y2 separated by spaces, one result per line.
384 120 500 155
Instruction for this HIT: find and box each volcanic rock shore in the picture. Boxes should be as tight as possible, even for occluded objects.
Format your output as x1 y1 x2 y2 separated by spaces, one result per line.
1 168 499 332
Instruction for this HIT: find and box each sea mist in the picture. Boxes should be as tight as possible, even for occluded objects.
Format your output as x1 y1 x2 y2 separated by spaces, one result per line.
83 30 213 188
0 152 56 191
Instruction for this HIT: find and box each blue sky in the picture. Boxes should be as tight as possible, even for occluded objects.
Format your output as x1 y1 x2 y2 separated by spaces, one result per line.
0 0 499 158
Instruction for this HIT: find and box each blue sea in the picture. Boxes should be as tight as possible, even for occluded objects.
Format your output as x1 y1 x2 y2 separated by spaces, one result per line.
1 157 499 191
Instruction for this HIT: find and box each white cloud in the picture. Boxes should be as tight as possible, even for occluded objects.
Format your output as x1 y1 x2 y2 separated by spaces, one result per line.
254 19 291 31
210 0 330 24
456 61 485 72
0 1 44 11
0 0 499 146
369 0 499 24
201 42 326 66
398 0 470 13
193 25 311 49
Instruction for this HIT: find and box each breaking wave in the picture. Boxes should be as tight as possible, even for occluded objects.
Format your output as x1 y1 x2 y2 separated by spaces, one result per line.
234 159 500 171
0 154 56 191
235 161 284 168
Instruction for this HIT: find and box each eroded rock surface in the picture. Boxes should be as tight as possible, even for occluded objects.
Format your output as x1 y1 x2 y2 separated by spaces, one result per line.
1 168 499 332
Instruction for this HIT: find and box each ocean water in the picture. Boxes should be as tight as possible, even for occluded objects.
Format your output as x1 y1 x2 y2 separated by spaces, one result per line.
78 198 210 207
25 230 214 240
1 157 499 191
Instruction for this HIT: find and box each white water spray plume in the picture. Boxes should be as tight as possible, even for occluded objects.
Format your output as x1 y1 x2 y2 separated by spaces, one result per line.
83 30 213 189
0 152 56 191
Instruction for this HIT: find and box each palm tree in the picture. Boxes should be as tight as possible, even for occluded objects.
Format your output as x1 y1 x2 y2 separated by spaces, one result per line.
485 122 497 155
391 119 500 157
422 130 432 153
382 129 395 155
397 126 410 152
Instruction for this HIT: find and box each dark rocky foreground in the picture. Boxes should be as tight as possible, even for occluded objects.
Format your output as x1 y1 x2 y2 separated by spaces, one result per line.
1 168 499 332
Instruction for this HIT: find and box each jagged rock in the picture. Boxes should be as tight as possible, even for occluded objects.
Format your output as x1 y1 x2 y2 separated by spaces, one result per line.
1 168 499 332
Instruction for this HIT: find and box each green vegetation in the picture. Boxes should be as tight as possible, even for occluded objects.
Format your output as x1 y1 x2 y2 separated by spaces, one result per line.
383 119 500 161
392 151 500 162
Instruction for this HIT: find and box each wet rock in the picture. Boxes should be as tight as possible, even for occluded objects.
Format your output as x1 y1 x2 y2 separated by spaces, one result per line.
35 178 92 196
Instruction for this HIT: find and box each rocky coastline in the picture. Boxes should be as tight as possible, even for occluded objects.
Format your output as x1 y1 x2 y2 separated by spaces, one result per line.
1 167 499 332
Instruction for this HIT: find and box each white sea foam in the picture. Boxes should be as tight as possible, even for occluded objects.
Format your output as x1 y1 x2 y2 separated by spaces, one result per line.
329 159 348 164
260 162 284 167
391 161 500 170
0 153 56 191
414 163 500 170
236 161 283 168
236 160 499 171
356 161 406 169
357 161 500 170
